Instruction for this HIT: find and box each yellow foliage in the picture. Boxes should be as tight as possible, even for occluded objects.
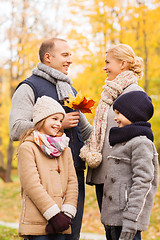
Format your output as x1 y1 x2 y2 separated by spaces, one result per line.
69 0 160 153
1 0 160 168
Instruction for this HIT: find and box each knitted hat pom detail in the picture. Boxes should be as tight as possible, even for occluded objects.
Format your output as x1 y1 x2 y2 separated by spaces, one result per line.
80 146 102 168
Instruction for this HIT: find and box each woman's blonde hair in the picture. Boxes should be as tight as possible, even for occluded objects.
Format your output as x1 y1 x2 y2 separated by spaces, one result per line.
106 44 144 79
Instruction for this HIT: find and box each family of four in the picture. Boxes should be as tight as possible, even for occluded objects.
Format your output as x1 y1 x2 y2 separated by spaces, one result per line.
9 38 159 240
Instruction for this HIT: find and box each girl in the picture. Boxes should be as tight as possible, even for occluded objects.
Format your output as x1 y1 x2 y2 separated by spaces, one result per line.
18 96 78 240
80 44 144 219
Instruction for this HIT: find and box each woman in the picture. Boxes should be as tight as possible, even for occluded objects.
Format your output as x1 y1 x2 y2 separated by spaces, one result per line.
80 44 144 213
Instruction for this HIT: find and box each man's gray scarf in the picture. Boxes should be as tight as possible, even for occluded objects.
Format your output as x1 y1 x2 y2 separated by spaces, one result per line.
32 62 74 101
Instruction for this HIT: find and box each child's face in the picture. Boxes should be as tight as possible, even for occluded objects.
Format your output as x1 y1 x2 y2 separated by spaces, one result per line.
40 113 64 136
103 53 123 81
114 109 132 128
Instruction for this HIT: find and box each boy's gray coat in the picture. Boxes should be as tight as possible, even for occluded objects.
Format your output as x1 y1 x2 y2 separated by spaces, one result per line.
101 136 159 232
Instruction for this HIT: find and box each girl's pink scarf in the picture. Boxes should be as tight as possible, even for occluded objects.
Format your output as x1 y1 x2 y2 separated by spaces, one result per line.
33 130 69 158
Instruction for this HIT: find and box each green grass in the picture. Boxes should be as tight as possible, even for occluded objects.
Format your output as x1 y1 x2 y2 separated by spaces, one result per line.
0 169 160 239
141 190 160 240
0 180 21 222
0 225 21 240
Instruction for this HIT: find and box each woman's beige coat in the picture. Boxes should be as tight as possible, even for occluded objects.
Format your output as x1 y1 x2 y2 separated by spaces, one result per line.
18 134 78 238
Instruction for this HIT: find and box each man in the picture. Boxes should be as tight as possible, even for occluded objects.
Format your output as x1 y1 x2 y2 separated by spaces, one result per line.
9 38 92 240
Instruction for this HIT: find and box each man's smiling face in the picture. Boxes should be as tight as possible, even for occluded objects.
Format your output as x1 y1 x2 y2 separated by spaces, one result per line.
48 40 72 75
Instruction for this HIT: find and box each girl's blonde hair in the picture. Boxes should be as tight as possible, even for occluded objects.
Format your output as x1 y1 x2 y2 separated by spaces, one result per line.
19 119 46 145
106 44 144 79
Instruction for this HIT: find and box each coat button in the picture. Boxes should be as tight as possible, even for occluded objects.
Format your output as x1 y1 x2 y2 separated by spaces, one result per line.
115 159 120 164
111 178 116 183
109 196 112 201
57 166 61 173
62 192 65 198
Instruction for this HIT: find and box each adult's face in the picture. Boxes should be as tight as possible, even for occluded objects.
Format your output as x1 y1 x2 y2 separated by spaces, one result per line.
103 53 123 81
46 40 72 75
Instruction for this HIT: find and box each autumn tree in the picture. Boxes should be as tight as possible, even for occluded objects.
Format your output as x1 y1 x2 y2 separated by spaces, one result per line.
0 0 70 181
67 0 160 152
67 0 132 122
1 0 160 181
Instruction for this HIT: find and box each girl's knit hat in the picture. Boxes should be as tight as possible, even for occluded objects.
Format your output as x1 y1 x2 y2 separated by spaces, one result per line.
33 96 66 125
113 91 154 122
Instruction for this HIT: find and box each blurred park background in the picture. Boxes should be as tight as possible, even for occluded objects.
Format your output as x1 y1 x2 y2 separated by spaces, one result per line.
0 0 160 239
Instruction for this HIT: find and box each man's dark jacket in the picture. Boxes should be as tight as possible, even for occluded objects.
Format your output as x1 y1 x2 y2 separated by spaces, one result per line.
17 74 85 170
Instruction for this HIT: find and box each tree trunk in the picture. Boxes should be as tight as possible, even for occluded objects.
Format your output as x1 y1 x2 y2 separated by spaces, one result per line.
5 138 14 182
0 137 5 168
0 166 6 182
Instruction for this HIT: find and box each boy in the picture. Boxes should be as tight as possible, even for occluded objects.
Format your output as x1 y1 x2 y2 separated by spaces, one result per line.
101 91 159 240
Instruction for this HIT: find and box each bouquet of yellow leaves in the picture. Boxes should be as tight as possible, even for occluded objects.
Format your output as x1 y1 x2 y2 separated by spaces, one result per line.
64 91 95 113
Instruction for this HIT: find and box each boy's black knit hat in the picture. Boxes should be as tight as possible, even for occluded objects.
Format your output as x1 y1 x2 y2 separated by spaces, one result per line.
113 91 154 122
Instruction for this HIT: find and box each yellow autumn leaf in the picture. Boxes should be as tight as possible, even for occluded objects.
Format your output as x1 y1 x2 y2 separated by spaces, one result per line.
64 91 95 113
64 91 83 108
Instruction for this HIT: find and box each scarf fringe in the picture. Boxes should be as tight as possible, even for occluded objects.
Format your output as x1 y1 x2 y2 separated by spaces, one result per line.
80 146 102 168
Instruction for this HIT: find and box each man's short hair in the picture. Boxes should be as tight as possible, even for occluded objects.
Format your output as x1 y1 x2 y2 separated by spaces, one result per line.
39 38 67 62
